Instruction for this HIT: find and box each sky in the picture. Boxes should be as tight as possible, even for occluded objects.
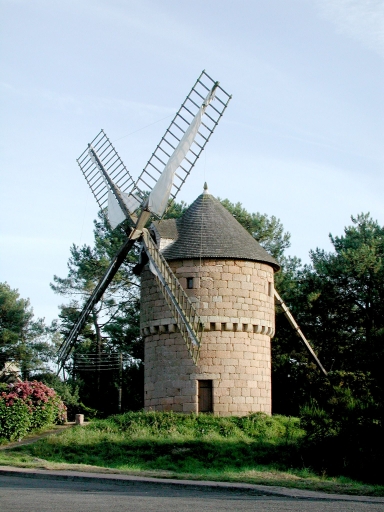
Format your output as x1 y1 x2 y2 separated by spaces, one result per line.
1 0 383 323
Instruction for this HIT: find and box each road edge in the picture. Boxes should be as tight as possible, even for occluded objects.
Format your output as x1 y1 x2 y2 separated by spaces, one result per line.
0 465 383 503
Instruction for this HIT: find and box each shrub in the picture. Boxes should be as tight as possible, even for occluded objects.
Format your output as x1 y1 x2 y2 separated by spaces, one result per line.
300 383 384 484
33 373 98 421
0 398 31 441
0 380 66 441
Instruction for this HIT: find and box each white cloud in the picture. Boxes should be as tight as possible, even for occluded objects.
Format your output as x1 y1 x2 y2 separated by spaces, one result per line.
313 0 384 56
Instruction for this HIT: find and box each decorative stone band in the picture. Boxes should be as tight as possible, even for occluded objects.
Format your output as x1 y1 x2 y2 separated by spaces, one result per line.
141 320 275 337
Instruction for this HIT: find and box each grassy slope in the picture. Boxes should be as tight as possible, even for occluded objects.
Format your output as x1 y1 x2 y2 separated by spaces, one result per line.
0 411 382 496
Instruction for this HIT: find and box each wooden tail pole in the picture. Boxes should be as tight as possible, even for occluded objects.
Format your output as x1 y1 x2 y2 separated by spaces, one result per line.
274 289 328 376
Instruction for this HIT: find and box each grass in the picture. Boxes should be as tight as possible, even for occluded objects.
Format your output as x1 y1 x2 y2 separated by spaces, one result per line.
0 423 70 447
0 411 383 497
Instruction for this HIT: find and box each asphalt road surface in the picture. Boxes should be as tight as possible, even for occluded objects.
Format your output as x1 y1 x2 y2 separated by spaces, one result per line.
0 475 382 512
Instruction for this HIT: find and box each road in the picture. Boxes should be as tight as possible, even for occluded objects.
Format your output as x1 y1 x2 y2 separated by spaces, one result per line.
0 475 382 512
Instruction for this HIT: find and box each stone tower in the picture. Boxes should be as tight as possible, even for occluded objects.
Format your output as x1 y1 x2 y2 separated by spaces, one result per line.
139 187 279 416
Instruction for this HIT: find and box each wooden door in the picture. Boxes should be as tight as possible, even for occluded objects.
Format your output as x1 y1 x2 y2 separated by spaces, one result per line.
198 380 213 413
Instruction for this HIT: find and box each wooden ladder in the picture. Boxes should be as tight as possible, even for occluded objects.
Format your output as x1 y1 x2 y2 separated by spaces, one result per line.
142 230 203 364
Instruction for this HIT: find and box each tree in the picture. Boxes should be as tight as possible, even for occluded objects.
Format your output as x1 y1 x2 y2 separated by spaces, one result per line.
309 214 384 369
290 215 384 482
271 213 384 416
51 214 140 353
304 214 384 400
0 283 54 379
50 214 142 413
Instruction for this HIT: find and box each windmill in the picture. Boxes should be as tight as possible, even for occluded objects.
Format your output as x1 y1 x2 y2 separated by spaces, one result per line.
57 70 326 415
57 70 232 371
137 186 326 415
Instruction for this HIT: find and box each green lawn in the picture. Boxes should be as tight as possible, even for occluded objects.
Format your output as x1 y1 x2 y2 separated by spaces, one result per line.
0 411 382 496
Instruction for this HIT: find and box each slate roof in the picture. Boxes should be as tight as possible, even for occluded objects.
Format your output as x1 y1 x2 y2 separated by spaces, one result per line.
152 217 178 241
152 192 280 271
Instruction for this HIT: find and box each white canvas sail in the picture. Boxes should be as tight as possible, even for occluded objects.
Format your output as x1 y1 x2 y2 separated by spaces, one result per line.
147 86 217 217
108 191 126 229
122 193 141 213
89 147 141 229
108 191 141 229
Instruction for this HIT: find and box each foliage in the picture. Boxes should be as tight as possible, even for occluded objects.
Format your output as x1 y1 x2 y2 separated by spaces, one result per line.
0 380 66 441
0 398 31 441
51 213 140 354
0 283 26 351
306 214 384 382
0 283 55 379
268 213 384 483
300 375 383 484
272 213 384 416
31 372 94 421
34 373 80 409
163 199 188 219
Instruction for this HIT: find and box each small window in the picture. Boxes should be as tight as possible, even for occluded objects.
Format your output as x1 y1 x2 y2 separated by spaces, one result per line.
268 282 273 297
187 277 194 289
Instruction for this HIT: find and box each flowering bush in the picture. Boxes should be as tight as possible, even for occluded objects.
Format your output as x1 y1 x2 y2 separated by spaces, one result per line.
0 381 66 441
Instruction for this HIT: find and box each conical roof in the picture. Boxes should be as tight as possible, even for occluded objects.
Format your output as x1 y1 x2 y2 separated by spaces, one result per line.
152 191 280 271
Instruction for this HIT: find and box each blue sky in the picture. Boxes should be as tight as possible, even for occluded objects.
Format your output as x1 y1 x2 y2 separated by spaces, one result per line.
1 0 383 322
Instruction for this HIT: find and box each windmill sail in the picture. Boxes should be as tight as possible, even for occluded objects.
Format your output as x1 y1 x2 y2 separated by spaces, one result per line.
147 84 218 217
77 130 135 215
107 190 141 229
131 70 232 217
85 143 143 231
107 191 127 229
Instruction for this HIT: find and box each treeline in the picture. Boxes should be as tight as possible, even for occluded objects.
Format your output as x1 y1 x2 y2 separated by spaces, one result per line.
271 212 384 483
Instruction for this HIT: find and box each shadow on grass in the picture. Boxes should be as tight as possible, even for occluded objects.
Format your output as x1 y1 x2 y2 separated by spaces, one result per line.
11 435 303 475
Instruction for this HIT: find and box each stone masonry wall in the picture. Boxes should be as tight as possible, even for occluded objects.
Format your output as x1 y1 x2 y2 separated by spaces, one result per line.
141 258 275 416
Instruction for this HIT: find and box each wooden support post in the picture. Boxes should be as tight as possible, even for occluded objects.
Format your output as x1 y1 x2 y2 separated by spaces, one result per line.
274 289 327 376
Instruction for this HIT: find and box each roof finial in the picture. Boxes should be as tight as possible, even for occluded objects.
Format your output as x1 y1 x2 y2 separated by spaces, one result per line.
203 182 209 194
